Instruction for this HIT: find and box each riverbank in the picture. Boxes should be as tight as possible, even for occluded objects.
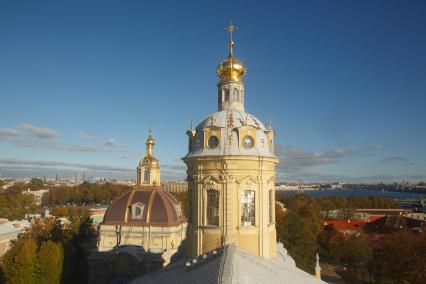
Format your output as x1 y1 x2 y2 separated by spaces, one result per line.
277 188 426 199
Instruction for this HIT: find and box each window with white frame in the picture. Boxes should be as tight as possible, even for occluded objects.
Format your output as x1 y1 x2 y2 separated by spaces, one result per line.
131 202 145 219
241 190 255 226
206 189 219 226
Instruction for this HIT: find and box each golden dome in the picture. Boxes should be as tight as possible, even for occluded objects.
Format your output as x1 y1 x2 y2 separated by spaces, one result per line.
216 23 246 83
146 134 155 145
216 53 246 82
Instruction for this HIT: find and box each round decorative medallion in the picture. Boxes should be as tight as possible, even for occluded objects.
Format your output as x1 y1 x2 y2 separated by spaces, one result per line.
208 136 219 149
242 135 254 149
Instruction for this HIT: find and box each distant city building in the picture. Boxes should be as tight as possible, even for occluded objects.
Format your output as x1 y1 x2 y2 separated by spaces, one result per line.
162 181 188 193
114 179 136 186
0 218 30 257
22 188 49 206
74 171 86 185
330 182 344 189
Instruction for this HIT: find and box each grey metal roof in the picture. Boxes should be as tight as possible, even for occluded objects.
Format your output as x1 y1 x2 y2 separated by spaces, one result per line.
131 247 226 284
196 110 268 131
186 110 276 158
131 243 327 284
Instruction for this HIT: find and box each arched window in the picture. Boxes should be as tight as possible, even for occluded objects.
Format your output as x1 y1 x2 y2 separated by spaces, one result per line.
269 190 274 224
137 170 141 184
206 189 220 226
233 88 239 101
224 89 230 102
241 190 255 226
144 169 150 183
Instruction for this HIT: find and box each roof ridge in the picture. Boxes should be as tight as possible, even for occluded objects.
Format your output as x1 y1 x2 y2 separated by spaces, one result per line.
219 245 235 283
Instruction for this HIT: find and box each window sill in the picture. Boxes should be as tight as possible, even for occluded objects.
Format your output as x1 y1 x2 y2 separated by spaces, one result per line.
199 225 221 229
237 226 259 234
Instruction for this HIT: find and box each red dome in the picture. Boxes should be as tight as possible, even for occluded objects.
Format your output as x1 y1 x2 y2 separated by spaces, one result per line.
103 186 186 227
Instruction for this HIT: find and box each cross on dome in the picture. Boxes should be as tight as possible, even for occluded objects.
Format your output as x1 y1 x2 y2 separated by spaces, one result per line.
217 22 246 83
225 22 238 55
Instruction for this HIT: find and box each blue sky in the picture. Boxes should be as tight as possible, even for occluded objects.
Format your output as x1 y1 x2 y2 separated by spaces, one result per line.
0 0 425 183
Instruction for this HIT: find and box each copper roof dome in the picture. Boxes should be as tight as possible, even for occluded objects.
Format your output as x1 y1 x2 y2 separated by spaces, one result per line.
103 186 186 227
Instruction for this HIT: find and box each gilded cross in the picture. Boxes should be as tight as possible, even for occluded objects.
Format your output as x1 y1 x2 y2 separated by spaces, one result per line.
225 22 238 42
225 22 238 55
148 121 154 135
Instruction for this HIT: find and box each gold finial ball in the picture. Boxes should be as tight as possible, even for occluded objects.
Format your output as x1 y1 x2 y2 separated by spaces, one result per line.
216 55 246 82
146 135 155 145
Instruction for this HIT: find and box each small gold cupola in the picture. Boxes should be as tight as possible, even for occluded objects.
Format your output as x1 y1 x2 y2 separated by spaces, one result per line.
216 23 246 112
216 23 246 83
137 129 160 186
146 129 155 156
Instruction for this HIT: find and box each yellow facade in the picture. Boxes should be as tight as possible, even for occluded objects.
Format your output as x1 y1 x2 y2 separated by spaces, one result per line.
184 156 278 259
137 131 161 186
98 223 187 265
183 24 278 260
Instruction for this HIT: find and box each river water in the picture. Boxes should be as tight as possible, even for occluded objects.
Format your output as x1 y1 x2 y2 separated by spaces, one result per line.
277 189 426 199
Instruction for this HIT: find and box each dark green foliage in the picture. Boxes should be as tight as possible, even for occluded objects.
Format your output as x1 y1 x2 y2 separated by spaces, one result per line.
275 194 400 277
37 241 63 284
276 195 323 273
20 217 56 246
42 182 131 206
28 178 44 190
340 234 372 281
2 239 38 284
1 215 96 284
312 195 398 213
0 183 36 220
370 230 426 284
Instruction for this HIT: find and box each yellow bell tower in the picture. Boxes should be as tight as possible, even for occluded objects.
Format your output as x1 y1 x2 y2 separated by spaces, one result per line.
183 24 278 259
137 129 160 186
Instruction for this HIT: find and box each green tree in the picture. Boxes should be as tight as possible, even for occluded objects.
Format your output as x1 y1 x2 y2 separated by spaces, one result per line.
2 239 38 284
28 178 44 190
20 217 56 246
36 241 64 284
276 195 323 273
340 234 372 281
0 188 35 220
371 230 426 284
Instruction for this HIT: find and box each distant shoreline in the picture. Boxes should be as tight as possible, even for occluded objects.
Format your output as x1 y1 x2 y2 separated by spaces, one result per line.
277 188 426 200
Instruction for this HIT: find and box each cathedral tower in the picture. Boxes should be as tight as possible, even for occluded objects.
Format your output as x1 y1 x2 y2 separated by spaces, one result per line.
137 130 160 186
183 24 278 259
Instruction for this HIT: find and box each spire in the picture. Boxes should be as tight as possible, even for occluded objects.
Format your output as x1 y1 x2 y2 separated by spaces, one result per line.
225 22 238 56
137 128 160 186
216 23 246 83
146 128 155 156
